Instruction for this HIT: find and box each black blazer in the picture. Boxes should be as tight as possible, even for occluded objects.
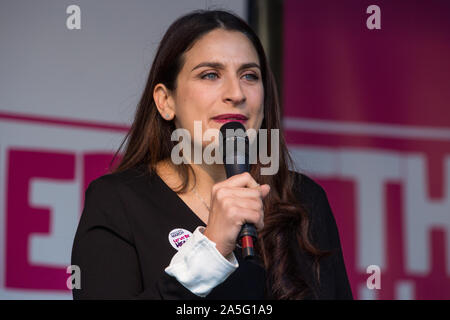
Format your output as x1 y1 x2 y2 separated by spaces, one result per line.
71 165 353 299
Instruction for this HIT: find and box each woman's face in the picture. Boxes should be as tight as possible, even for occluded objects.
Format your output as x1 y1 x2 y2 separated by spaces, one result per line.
162 28 264 146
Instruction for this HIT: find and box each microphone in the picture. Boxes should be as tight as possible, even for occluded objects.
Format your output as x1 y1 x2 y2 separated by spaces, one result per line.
220 121 257 259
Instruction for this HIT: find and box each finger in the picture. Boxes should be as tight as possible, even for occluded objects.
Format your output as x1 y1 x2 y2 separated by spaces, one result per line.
216 186 263 200
233 197 263 212
221 172 259 189
238 208 264 231
216 193 262 213
259 184 271 198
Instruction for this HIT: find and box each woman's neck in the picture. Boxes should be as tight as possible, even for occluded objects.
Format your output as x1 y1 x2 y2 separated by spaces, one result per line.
156 159 227 195
190 162 227 192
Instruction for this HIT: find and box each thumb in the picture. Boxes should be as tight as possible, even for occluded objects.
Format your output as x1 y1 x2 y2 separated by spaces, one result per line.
259 184 271 198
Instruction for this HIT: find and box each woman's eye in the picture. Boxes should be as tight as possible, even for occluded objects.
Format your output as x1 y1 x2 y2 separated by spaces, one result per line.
200 72 259 81
243 73 259 81
201 72 218 80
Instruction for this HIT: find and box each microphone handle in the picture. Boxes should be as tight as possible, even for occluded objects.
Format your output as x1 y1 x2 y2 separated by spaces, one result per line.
238 223 257 259
224 163 257 259
224 163 248 178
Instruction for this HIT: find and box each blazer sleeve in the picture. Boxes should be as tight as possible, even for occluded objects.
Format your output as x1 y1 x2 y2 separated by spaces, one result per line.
313 184 354 299
71 176 199 300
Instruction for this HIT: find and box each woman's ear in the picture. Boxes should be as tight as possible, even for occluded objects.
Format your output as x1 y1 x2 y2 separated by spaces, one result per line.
153 83 175 120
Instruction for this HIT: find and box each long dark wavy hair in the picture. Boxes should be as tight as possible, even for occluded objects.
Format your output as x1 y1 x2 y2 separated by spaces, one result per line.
110 9 328 299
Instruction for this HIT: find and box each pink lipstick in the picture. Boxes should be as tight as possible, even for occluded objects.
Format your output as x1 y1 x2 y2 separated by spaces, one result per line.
212 113 248 124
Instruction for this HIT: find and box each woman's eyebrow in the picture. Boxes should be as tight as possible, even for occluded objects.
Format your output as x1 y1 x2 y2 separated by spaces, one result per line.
191 62 260 72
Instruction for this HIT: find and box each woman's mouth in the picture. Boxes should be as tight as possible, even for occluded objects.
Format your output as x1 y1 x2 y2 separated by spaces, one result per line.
212 113 248 124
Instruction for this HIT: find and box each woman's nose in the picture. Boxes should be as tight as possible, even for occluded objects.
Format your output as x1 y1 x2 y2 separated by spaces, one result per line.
223 77 246 105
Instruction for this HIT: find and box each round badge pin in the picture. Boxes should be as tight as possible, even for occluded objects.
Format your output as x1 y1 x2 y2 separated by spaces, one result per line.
168 228 193 250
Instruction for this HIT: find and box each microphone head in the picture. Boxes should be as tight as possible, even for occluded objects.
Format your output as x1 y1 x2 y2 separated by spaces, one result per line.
219 121 247 140
219 121 249 177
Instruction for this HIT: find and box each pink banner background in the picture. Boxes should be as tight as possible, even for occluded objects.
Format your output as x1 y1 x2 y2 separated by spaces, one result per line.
283 0 450 299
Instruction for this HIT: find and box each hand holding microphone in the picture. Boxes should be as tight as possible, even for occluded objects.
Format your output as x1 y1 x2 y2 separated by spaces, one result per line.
203 172 270 259
203 121 270 259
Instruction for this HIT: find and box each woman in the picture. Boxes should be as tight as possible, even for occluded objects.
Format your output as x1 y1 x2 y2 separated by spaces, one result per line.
71 9 353 300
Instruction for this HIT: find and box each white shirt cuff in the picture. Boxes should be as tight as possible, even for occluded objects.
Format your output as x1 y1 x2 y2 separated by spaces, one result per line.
164 226 239 297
